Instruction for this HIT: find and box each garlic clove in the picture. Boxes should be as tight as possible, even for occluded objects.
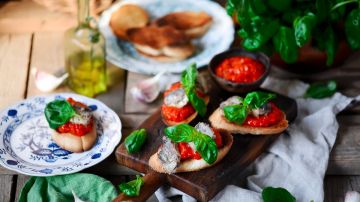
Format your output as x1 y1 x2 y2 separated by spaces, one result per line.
32 68 68 92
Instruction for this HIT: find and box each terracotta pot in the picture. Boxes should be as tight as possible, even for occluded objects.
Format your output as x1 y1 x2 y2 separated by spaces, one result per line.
271 40 352 74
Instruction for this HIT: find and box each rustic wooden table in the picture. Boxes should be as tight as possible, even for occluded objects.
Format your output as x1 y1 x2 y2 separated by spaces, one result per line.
0 1 359 201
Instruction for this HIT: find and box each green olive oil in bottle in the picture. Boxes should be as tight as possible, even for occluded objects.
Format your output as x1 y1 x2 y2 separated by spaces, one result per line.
64 0 107 97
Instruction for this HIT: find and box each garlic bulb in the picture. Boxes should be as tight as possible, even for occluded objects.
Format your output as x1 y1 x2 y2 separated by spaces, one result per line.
32 68 68 92
130 70 166 103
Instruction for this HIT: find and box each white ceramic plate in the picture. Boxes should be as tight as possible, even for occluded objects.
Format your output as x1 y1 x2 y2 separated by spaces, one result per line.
0 93 122 176
99 0 234 74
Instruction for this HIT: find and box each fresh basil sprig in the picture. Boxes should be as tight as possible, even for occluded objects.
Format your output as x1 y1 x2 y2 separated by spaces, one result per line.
304 80 337 99
181 63 206 117
164 124 218 164
223 91 276 125
262 187 296 202
125 129 147 153
118 175 144 197
44 100 76 129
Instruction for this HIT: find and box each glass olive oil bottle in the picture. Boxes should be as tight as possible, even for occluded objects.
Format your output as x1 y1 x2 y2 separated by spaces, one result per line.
64 0 107 97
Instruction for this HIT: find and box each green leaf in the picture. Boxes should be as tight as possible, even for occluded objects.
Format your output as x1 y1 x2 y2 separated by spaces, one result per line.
316 0 331 23
273 26 298 63
125 129 147 153
324 26 337 66
44 100 76 129
267 0 291 12
223 91 276 125
262 187 296 202
164 124 218 164
250 0 267 15
119 175 144 197
181 63 207 117
241 18 279 50
223 104 249 125
225 0 235 16
294 13 317 47
345 8 360 49
244 91 277 109
304 80 337 99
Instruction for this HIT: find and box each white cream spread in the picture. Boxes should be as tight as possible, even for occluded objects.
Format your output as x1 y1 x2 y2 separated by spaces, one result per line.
164 88 189 108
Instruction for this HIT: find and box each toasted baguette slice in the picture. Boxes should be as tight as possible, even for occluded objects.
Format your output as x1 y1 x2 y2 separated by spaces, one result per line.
149 130 233 173
153 11 212 38
162 95 210 126
136 44 195 62
209 108 288 135
109 4 149 40
51 125 97 153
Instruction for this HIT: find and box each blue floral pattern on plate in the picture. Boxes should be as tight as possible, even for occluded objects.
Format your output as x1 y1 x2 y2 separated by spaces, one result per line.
0 93 122 176
99 0 234 75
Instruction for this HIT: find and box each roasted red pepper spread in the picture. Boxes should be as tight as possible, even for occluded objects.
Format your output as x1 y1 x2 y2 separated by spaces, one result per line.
178 128 223 161
244 102 283 127
162 82 204 122
56 98 93 136
215 56 265 83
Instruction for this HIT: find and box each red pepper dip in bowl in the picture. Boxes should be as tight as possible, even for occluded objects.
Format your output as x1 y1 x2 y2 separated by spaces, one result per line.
209 48 270 93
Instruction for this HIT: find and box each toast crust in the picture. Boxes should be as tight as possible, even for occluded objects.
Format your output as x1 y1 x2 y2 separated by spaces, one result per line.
109 4 149 40
149 130 233 173
154 11 212 38
161 95 210 126
209 108 288 135
51 125 97 153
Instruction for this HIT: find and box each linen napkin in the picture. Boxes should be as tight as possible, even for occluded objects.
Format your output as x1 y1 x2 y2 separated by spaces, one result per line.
155 76 360 202
18 173 118 202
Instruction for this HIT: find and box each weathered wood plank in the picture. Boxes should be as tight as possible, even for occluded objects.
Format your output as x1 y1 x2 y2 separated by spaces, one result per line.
0 0 76 33
325 175 360 202
14 175 30 202
0 34 32 109
124 72 162 114
0 175 15 202
327 115 360 175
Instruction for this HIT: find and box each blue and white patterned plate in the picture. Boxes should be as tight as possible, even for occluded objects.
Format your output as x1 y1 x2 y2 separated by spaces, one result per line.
99 0 234 74
0 93 122 176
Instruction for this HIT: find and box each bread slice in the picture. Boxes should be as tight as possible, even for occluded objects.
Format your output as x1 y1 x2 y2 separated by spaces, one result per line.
149 130 233 173
109 4 149 40
209 108 288 135
153 11 212 38
127 26 195 61
162 95 210 126
51 125 97 153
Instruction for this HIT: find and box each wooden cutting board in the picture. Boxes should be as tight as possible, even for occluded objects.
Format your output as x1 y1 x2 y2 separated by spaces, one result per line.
114 71 297 202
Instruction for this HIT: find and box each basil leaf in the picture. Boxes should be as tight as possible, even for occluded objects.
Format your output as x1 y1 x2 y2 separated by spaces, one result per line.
223 104 249 125
324 26 337 66
44 100 76 129
164 124 218 164
345 9 360 50
125 129 147 153
225 0 235 16
294 13 317 47
250 0 267 15
181 63 207 117
273 26 298 63
267 0 291 12
164 124 194 143
262 187 296 202
119 175 144 197
304 80 337 99
244 91 277 109
316 0 330 23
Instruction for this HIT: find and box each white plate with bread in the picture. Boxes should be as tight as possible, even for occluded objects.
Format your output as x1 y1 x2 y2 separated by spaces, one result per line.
0 93 121 176
99 0 234 74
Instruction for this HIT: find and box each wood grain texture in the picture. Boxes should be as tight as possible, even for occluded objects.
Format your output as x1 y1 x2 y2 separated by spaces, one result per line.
0 34 31 109
325 175 360 202
14 175 30 202
0 175 15 202
0 0 76 33
327 115 360 175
